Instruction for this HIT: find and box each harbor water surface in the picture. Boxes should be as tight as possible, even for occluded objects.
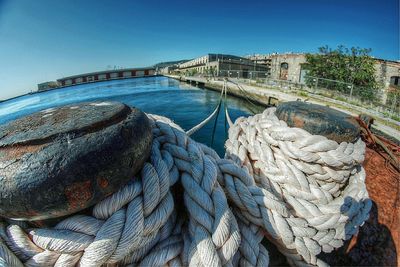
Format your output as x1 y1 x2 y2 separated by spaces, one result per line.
0 76 263 155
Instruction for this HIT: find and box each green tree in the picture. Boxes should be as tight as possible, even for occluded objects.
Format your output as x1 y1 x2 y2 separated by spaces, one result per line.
305 45 379 101
386 85 400 116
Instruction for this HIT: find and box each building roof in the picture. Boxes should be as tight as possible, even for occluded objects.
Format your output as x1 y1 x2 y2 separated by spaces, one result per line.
57 67 155 81
37 81 58 86
373 58 400 66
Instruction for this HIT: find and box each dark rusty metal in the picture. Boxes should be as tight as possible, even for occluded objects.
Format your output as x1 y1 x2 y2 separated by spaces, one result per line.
264 146 400 266
0 101 152 221
319 147 399 266
359 113 374 129
275 101 360 143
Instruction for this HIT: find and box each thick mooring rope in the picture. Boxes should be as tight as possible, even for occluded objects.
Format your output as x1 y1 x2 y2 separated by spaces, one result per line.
0 114 269 267
0 108 371 267
186 80 227 137
225 107 371 266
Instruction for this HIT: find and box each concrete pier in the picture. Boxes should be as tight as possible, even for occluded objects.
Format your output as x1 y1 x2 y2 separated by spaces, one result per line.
174 75 284 107
167 75 400 142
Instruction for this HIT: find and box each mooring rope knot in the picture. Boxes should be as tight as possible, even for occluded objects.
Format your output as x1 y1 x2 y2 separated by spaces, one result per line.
0 108 370 267
225 107 371 266
0 114 268 267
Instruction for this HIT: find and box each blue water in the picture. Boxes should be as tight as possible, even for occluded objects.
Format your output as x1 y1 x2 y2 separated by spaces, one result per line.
0 76 264 155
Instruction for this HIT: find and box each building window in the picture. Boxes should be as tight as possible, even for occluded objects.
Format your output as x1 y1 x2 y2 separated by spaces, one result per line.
280 62 289 80
390 76 399 86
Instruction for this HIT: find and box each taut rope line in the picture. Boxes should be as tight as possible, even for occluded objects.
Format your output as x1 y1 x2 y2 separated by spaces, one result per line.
227 79 260 114
186 82 226 136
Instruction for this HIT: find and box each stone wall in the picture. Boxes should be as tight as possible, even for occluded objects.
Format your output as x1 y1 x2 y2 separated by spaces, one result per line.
374 60 399 87
268 53 400 103
269 53 306 82
374 60 400 104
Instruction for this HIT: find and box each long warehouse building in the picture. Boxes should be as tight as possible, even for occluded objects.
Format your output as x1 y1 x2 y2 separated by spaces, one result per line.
57 67 156 87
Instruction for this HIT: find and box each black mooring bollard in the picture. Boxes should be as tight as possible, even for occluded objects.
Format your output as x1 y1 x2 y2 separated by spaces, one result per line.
0 101 152 221
275 101 360 143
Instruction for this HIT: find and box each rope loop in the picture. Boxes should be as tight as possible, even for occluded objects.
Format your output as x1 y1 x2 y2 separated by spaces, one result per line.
0 114 269 267
0 108 371 266
225 107 371 266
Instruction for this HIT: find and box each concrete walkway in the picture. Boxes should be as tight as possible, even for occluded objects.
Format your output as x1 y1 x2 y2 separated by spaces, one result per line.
167 75 400 141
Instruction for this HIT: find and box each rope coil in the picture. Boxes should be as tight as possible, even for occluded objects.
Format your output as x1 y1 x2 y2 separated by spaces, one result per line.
0 114 268 267
225 107 371 266
0 107 371 267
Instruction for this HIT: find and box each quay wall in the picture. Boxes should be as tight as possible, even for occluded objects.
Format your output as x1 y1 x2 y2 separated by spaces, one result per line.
170 75 286 107
166 75 400 142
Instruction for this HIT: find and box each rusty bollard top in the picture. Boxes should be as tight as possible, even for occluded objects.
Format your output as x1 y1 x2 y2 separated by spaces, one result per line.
275 101 360 143
0 101 152 221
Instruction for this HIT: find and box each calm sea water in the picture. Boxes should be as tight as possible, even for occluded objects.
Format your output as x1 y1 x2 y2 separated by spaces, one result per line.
0 76 264 155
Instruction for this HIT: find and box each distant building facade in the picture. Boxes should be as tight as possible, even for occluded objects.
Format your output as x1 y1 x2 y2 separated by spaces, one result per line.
245 54 272 76
154 60 189 75
245 53 307 82
158 64 180 75
57 67 156 87
269 53 307 82
37 81 59 91
375 59 400 88
374 59 400 103
248 52 399 103
177 54 269 78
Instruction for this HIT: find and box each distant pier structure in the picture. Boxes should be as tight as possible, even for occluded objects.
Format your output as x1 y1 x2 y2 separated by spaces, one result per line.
38 68 156 88
38 68 156 92
56 67 156 88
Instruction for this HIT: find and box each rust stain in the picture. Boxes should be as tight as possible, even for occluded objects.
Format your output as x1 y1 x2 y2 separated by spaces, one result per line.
290 113 305 128
17 209 40 220
261 145 400 266
64 180 92 210
363 148 399 250
97 177 109 189
0 144 46 160
30 219 48 228
321 147 399 266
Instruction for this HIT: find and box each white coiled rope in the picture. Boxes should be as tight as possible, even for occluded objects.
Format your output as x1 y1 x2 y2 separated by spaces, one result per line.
0 108 371 267
225 107 371 266
0 114 269 267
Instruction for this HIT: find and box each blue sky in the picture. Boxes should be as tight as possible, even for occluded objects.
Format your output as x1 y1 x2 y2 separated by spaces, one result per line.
0 0 398 99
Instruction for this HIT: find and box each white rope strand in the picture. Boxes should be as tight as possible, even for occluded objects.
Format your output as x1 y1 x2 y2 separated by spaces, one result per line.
224 107 371 266
0 108 371 267
186 85 224 136
0 114 268 267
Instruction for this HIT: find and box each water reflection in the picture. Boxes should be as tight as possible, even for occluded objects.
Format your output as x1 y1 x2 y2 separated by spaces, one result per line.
0 76 262 155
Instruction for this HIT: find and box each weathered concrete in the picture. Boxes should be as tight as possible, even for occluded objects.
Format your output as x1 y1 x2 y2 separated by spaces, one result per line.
0 101 152 221
374 60 400 103
269 53 306 82
175 75 284 107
